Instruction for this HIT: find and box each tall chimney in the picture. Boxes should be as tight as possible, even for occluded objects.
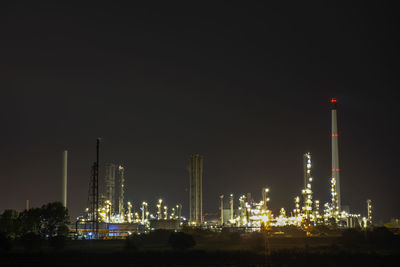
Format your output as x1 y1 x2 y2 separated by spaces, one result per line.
331 98 341 211
62 150 68 208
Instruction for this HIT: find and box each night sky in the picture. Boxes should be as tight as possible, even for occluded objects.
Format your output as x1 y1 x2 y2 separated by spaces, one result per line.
1 2 399 222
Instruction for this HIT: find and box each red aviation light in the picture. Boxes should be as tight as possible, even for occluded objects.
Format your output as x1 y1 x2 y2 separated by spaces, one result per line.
330 98 338 109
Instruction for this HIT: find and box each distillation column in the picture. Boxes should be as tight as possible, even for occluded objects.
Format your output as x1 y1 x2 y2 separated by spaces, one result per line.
367 199 372 226
302 152 313 219
104 163 116 214
118 165 125 218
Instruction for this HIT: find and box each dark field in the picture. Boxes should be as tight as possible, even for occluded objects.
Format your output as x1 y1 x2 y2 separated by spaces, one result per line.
1 230 400 266
1 249 399 267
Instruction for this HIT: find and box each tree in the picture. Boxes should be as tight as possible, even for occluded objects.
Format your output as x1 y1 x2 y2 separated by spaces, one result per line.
18 208 42 235
0 210 19 238
40 202 69 237
17 202 69 238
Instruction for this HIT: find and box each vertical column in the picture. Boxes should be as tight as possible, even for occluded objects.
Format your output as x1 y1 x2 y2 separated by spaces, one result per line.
220 195 224 225
62 150 68 208
367 199 372 226
118 166 125 218
331 98 341 211
230 194 234 221
189 154 203 225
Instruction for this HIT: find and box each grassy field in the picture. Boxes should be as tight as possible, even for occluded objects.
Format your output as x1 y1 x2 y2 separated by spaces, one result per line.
1 230 399 266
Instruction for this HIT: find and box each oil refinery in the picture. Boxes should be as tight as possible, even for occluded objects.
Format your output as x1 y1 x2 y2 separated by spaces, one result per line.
72 98 372 238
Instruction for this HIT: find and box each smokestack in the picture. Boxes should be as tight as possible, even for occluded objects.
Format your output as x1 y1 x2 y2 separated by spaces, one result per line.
189 154 203 225
62 150 68 208
25 199 29 210
220 195 224 225
331 98 341 211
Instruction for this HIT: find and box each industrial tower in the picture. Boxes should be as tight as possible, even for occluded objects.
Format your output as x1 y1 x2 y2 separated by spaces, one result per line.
331 98 341 212
104 163 116 213
189 154 203 225
118 165 125 217
88 138 100 238
302 152 313 219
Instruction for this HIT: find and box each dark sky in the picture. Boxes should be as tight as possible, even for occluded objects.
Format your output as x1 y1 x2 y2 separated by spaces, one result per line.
1 2 399 222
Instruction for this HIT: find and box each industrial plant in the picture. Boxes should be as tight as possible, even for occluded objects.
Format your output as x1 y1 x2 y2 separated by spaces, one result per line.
69 98 372 238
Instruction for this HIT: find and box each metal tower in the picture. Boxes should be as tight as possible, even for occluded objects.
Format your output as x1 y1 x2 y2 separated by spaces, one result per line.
189 154 203 225
331 98 341 212
88 138 100 238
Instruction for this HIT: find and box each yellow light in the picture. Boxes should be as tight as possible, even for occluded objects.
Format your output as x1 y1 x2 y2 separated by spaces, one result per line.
260 215 269 223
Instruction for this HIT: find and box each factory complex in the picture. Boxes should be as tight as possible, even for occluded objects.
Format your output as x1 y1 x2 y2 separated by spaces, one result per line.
60 99 373 238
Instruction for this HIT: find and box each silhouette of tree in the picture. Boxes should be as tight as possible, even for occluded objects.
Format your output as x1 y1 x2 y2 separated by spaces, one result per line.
18 208 42 235
40 202 69 237
17 202 69 238
0 210 19 238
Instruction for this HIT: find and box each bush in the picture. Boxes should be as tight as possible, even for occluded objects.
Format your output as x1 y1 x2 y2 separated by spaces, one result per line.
21 232 42 251
168 232 196 250
57 224 70 237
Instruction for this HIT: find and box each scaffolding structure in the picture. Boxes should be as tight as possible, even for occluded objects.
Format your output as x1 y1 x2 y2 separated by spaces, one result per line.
88 138 100 238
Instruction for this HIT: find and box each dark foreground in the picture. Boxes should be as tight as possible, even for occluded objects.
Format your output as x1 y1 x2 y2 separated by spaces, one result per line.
1 249 399 267
1 228 400 266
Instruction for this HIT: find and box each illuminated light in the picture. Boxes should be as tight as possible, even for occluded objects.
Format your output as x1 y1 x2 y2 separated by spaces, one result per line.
260 215 269 223
331 134 339 137
331 98 337 103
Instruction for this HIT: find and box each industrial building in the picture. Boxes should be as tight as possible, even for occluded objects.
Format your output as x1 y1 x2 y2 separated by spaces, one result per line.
71 98 373 239
214 98 371 229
